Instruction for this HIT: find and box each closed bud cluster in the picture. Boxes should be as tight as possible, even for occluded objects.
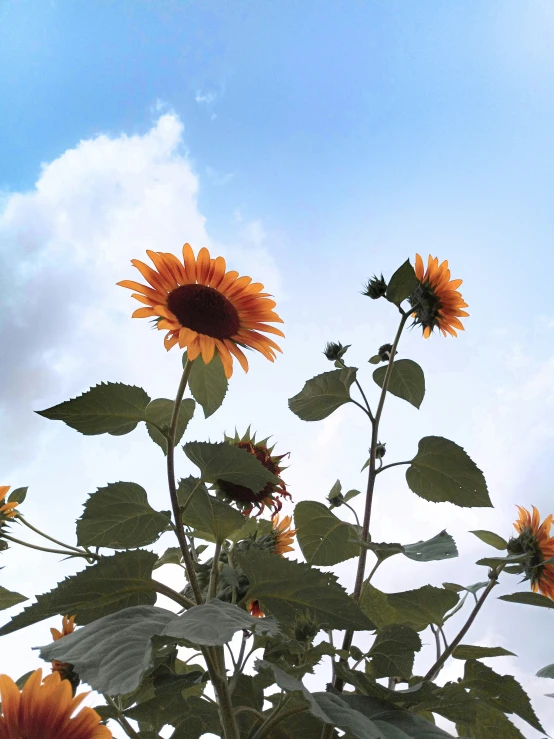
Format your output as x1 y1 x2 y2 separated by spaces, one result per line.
293 611 320 643
362 274 387 299
323 341 350 362
375 442 387 460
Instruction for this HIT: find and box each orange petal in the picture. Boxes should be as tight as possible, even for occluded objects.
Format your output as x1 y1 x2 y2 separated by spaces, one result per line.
209 256 227 288
215 340 234 378
132 307 157 319
182 243 197 283
199 334 216 364
225 340 249 372
196 247 211 285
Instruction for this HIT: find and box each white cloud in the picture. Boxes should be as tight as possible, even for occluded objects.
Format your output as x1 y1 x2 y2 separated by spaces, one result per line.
195 89 217 105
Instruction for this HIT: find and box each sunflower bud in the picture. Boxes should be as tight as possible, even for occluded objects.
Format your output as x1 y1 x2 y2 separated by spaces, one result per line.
363 274 387 299
293 612 320 643
375 442 387 460
378 343 394 361
327 480 344 509
323 341 350 362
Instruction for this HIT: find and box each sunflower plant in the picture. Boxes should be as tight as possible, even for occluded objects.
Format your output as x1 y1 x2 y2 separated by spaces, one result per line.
1 247 553 739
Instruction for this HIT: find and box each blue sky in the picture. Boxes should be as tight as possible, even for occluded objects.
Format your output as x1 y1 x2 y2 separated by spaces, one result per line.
2 2 554 737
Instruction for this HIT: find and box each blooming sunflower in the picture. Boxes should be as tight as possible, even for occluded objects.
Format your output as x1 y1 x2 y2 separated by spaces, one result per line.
248 514 296 618
118 244 284 378
0 669 111 739
410 254 469 338
214 430 291 515
50 616 79 691
509 505 554 600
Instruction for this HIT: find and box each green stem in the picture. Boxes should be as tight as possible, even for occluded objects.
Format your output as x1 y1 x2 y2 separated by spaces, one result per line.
103 695 140 739
251 703 308 739
153 580 195 610
423 569 502 681
342 501 361 529
339 358 374 421
375 460 411 475
2 534 94 560
208 541 222 601
166 359 203 604
331 311 409 698
16 516 85 554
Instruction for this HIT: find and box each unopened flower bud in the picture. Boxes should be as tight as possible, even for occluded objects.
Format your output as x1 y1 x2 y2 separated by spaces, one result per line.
293 612 320 643
324 341 350 362
375 442 386 460
363 275 387 299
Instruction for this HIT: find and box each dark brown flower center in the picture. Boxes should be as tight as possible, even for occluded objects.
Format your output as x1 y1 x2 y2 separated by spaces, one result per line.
167 284 240 339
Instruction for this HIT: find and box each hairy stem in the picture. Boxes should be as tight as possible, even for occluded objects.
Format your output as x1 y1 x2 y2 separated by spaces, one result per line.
208 541 222 601
153 580 195 609
375 460 411 475
2 534 94 560
332 311 409 696
251 700 308 739
104 695 141 739
16 516 85 554
166 359 203 604
423 570 502 681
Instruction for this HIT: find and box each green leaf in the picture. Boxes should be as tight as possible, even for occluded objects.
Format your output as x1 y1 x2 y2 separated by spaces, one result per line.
145 398 195 454
387 585 460 631
499 592 554 609
386 259 418 306
170 697 222 738
36 382 151 436
125 675 210 730
453 645 516 660
344 489 361 503
456 701 526 739
184 441 278 493
39 605 175 694
363 531 458 564
461 659 543 732
470 530 507 550
373 359 425 409
76 482 170 549
256 660 382 739
402 530 458 562
153 547 183 569
476 553 526 568
406 436 491 508
7 487 28 504
0 550 157 636
359 582 400 629
163 600 279 645
0 586 27 611
537 663 554 679
238 549 375 631
294 501 360 566
340 694 457 738
288 368 357 421
179 483 246 543
368 624 422 679
443 581 489 595
186 351 228 418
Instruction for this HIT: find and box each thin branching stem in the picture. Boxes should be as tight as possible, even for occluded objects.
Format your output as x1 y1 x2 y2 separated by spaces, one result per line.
423 569 503 681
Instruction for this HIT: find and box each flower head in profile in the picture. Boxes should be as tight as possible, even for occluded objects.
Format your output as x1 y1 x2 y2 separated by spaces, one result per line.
508 505 554 600
214 430 291 516
0 486 18 521
118 244 284 378
247 514 296 619
0 668 111 738
50 616 79 692
410 254 468 338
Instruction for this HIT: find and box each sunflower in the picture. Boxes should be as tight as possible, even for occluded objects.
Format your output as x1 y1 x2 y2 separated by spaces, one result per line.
118 244 284 378
0 486 18 520
410 254 469 338
50 616 79 691
509 505 554 600
0 669 111 739
248 514 296 618
214 430 291 515
271 514 296 556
